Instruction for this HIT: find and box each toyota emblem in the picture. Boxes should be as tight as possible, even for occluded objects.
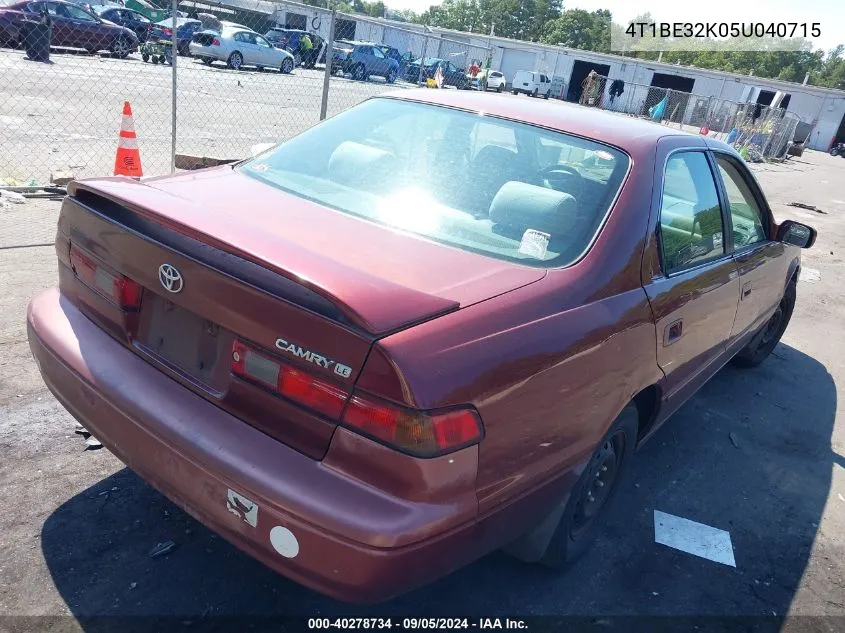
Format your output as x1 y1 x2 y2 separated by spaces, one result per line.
158 264 183 293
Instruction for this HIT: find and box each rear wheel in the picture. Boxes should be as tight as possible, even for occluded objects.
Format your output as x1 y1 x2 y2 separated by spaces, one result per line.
539 404 638 568
732 282 795 368
280 57 294 74
202 57 212 65
227 51 242 70
512 89 518 95
141 52 149 62
386 69 396 83
110 34 131 58
543 91 549 100
532 88 538 97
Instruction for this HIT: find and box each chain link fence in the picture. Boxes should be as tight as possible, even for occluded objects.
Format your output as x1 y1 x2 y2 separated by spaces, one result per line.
0 0 491 185
577 76 804 162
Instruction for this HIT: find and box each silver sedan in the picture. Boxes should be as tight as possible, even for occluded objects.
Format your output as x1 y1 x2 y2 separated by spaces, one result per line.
189 27 296 73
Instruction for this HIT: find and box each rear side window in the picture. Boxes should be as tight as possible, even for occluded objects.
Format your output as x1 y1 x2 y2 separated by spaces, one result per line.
659 152 725 274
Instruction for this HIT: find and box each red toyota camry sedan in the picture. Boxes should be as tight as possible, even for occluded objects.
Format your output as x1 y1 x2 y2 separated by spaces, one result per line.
27 90 816 603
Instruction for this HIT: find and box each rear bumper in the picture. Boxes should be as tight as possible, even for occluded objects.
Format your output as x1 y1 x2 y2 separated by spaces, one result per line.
27 287 482 603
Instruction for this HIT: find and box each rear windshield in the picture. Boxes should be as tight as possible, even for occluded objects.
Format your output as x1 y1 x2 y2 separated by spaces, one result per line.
238 99 629 268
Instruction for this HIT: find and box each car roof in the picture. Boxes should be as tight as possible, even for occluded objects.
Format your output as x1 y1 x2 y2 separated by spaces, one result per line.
381 90 691 150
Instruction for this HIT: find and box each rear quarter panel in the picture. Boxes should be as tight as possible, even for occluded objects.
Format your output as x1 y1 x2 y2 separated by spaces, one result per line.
367 139 663 530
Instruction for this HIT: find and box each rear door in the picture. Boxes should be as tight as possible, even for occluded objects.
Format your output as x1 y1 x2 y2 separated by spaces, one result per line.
712 151 788 342
643 142 740 409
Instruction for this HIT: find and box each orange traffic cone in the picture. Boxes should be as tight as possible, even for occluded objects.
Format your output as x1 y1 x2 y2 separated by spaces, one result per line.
114 101 143 177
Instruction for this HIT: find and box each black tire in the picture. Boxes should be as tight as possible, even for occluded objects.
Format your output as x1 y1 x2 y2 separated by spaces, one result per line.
543 91 549 100
497 84 503 93
151 55 159 64
227 51 243 70
280 57 294 74
110 34 131 58
352 63 366 81
540 404 638 569
532 88 538 97
831 148 841 157
731 282 795 368
141 52 149 62
202 57 212 65
386 69 396 84
512 89 518 95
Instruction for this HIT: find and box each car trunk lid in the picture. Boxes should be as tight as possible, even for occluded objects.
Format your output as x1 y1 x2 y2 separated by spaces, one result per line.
58 170 544 457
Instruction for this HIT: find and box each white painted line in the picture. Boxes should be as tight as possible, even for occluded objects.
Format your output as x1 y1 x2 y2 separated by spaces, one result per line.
799 267 821 283
654 510 736 567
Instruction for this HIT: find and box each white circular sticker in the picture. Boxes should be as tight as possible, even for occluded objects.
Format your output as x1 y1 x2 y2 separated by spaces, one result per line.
269 525 300 559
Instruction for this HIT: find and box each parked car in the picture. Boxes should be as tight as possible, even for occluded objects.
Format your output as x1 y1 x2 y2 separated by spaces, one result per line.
27 92 815 604
264 27 324 67
0 0 137 55
511 70 551 98
332 40 399 82
190 26 295 72
486 70 506 92
93 5 151 42
830 141 845 157
404 57 468 88
149 15 200 55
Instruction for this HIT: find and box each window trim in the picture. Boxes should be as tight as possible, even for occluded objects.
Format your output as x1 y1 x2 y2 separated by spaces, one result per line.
656 148 733 278
710 149 773 255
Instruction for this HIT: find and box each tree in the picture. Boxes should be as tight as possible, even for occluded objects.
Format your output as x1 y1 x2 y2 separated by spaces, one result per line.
541 9 610 52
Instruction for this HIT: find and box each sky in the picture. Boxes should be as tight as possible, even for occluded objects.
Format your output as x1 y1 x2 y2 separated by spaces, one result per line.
385 0 843 53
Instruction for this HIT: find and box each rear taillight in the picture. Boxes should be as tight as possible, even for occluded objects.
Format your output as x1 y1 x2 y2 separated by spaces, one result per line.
211 37 220 46
231 340 347 418
69 245 143 310
161 26 172 36
341 394 483 458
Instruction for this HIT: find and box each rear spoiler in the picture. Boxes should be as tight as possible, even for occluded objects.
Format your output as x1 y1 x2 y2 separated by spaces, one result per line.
67 179 460 336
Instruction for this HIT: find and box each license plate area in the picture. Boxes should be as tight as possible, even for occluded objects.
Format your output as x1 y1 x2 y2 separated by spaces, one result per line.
135 293 232 392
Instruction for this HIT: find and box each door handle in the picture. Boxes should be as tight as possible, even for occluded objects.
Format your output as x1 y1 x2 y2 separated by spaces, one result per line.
742 281 753 299
663 319 683 346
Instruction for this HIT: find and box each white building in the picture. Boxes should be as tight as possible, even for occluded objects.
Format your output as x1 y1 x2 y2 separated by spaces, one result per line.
193 0 845 150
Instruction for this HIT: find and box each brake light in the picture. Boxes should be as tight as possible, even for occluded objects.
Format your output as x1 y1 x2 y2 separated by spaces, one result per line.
231 340 347 418
341 394 483 457
69 245 143 310
211 37 220 46
161 26 172 36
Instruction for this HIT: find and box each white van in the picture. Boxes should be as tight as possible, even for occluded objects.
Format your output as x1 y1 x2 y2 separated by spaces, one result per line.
511 70 551 99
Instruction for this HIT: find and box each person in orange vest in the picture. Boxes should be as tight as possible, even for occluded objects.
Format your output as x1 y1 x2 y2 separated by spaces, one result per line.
469 60 480 77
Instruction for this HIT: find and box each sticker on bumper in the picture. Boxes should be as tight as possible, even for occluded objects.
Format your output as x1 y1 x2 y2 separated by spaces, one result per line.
227 489 259 528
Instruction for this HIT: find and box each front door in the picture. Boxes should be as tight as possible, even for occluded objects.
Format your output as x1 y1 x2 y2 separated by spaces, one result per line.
643 145 740 411
253 34 275 66
712 152 789 344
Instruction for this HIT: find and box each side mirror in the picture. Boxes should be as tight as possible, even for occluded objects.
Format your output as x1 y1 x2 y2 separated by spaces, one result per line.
776 220 817 249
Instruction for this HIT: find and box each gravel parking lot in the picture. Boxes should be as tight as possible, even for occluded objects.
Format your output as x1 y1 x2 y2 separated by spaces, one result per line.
0 140 844 627
0 47 410 182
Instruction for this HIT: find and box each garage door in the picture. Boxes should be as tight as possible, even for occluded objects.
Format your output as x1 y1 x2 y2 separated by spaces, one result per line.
499 49 537 87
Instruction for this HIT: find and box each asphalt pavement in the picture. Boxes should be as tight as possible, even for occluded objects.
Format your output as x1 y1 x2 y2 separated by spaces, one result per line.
0 47 409 183
0 139 844 629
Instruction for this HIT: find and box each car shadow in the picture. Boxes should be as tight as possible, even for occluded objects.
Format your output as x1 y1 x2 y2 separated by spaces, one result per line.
41 342 838 621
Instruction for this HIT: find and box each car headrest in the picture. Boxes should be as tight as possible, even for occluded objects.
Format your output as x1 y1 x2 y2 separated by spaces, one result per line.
489 181 579 237
328 141 394 189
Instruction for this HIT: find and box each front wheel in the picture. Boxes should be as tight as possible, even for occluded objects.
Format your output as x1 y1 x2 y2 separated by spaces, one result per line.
831 147 841 157
227 51 242 70
497 84 503 93
539 404 638 568
351 63 366 81
732 282 795 368
280 57 294 74
202 57 212 65
532 88 538 97
141 52 149 62
512 89 518 95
